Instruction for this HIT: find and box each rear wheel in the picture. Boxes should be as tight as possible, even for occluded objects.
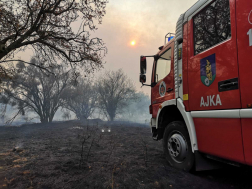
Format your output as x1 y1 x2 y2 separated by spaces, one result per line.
163 121 194 171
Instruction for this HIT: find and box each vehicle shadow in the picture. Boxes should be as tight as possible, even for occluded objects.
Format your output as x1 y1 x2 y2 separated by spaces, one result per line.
194 165 252 189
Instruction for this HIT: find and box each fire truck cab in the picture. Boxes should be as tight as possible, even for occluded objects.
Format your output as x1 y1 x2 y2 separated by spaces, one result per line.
140 0 252 171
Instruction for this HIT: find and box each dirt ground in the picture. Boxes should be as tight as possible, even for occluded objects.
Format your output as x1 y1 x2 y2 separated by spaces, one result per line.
0 121 252 189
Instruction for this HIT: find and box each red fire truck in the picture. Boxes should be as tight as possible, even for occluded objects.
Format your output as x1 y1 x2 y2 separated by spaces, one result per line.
140 0 252 171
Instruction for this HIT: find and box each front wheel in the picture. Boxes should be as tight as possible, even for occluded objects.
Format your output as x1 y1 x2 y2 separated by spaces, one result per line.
163 121 194 171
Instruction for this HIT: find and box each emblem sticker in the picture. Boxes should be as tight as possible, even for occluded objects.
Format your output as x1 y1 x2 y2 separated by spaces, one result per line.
159 81 166 97
200 54 216 87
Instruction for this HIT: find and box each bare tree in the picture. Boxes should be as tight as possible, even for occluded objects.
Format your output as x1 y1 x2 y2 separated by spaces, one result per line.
0 0 108 73
97 69 137 121
63 79 97 120
0 58 73 123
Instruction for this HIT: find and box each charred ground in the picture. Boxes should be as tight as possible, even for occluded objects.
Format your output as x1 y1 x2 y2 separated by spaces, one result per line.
0 121 251 189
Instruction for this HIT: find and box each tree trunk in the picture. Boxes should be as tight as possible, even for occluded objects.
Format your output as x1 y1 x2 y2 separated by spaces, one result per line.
109 114 115 122
49 117 53 123
49 112 55 123
40 114 53 123
40 118 49 124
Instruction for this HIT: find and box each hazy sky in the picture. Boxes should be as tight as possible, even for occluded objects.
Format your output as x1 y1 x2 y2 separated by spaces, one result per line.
94 0 198 95
15 0 198 96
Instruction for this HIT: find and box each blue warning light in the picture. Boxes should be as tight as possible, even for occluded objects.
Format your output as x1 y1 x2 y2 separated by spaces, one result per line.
168 36 174 42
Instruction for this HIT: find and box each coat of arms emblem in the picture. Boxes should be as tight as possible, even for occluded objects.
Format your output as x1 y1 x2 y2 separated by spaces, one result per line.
200 54 216 87
159 81 166 97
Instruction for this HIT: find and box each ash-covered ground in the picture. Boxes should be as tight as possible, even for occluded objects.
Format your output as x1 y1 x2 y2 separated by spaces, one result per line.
0 121 252 189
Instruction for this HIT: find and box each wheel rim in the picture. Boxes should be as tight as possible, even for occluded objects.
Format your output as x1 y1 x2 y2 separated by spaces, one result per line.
167 132 188 163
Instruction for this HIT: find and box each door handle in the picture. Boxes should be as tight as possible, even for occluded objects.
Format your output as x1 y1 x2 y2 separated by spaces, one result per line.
218 78 239 92
167 88 173 92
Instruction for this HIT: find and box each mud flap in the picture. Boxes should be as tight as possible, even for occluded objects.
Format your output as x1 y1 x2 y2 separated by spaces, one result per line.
152 128 164 141
195 151 223 171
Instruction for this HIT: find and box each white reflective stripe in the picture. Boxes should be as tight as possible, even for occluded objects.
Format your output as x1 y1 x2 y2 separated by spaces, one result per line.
177 98 198 152
191 109 252 118
160 99 176 108
191 110 240 118
240 109 252 118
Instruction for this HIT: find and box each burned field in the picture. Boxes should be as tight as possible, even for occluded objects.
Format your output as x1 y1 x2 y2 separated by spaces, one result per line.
0 122 252 189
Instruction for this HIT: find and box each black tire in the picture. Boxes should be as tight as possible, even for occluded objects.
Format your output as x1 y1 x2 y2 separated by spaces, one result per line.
163 121 194 171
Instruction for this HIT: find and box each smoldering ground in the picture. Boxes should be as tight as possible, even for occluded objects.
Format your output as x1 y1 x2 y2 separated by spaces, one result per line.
0 121 252 189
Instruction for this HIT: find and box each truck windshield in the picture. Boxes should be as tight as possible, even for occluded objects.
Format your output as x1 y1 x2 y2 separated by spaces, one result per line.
155 48 171 83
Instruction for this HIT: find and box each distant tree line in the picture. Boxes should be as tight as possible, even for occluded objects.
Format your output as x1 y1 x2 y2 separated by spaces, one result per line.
0 58 150 124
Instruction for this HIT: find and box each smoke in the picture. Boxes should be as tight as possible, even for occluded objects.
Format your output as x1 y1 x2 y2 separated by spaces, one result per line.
118 92 151 124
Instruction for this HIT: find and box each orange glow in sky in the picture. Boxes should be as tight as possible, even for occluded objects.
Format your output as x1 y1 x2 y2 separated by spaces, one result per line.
130 41 136 46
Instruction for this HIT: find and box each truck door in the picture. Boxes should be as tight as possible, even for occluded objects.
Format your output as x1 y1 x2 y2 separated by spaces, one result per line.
151 43 175 118
187 0 244 163
236 0 252 165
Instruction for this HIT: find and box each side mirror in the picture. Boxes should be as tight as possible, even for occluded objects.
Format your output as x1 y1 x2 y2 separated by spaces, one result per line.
139 74 146 83
140 56 146 74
